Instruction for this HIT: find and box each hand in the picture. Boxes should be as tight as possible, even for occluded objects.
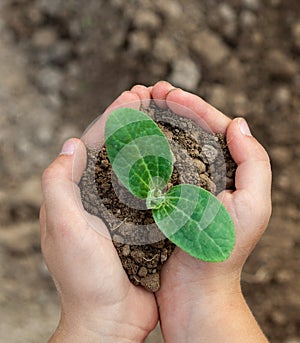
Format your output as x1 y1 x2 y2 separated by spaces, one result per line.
40 88 158 343
151 81 271 343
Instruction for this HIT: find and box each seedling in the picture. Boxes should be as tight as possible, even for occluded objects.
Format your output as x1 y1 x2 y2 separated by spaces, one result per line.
105 107 235 262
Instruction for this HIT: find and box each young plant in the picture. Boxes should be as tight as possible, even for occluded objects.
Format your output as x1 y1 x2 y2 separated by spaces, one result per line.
105 107 235 262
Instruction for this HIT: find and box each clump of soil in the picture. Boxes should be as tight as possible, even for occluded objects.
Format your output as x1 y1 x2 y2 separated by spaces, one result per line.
79 101 236 292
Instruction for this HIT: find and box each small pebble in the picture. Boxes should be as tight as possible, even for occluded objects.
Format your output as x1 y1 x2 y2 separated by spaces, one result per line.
160 250 168 263
122 244 131 257
285 338 300 343
271 310 288 325
169 57 201 91
266 50 298 79
275 269 294 283
242 0 260 11
273 86 291 107
208 85 227 110
49 41 73 65
201 145 219 164
112 234 125 244
192 30 230 67
270 146 293 164
133 9 161 31
36 67 63 93
140 273 160 292
102 182 111 191
193 158 206 173
153 36 178 63
128 31 151 53
240 11 257 28
199 174 217 194
138 266 148 277
32 27 58 49
130 250 145 263
292 22 300 51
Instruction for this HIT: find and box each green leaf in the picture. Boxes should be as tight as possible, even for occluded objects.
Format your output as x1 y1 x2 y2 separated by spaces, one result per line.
152 184 235 262
105 108 173 199
105 107 235 262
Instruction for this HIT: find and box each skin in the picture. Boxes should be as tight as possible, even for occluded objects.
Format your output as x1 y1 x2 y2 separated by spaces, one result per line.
152 82 271 343
40 81 271 342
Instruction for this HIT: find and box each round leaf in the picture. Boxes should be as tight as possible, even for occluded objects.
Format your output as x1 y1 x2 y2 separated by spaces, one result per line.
152 184 235 262
105 108 173 199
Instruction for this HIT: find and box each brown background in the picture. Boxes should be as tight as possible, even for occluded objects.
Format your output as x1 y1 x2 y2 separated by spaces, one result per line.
0 0 299 342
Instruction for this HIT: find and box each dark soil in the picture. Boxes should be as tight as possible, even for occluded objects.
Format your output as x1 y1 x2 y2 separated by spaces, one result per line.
79 101 236 291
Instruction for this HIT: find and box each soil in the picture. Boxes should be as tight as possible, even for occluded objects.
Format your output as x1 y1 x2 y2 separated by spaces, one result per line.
79 101 236 291
0 0 299 342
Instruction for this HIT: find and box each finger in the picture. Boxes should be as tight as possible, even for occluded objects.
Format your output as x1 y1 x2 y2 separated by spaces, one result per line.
227 118 271 194
151 81 231 133
42 138 86 227
82 91 141 148
151 80 178 109
43 138 87 185
166 88 231 134
41 138 109 239
130 84 151 108
221 118 272 231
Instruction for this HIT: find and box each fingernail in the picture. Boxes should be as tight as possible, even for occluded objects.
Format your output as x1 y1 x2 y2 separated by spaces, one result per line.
238 118 252 136
166 87 180 97
60 139 75 155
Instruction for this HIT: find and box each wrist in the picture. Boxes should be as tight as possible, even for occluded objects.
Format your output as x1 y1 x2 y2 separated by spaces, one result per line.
49 313 147 343
159 275 242 323
49 322 103 343
157 252 243 308
157 257 245 341
158 279 268 343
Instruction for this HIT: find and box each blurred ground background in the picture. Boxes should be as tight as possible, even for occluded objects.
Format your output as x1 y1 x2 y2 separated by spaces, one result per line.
0 0 299 342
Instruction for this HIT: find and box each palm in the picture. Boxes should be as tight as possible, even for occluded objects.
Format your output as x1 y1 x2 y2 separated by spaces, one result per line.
149 80 271 312
89 230 159 330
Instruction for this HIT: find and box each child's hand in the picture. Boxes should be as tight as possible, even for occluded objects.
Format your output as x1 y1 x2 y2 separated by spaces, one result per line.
40 88 158 343
151 81 271 343
40 81 271 342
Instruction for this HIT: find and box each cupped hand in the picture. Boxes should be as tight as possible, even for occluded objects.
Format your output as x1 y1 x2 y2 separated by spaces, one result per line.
40 87 158 343
151 81 271 342
40 81 271 342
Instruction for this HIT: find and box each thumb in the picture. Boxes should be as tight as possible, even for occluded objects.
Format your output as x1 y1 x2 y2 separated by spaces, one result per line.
220 118 272 236
41 138 87 232
41 138 108 238
227 118 272 199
